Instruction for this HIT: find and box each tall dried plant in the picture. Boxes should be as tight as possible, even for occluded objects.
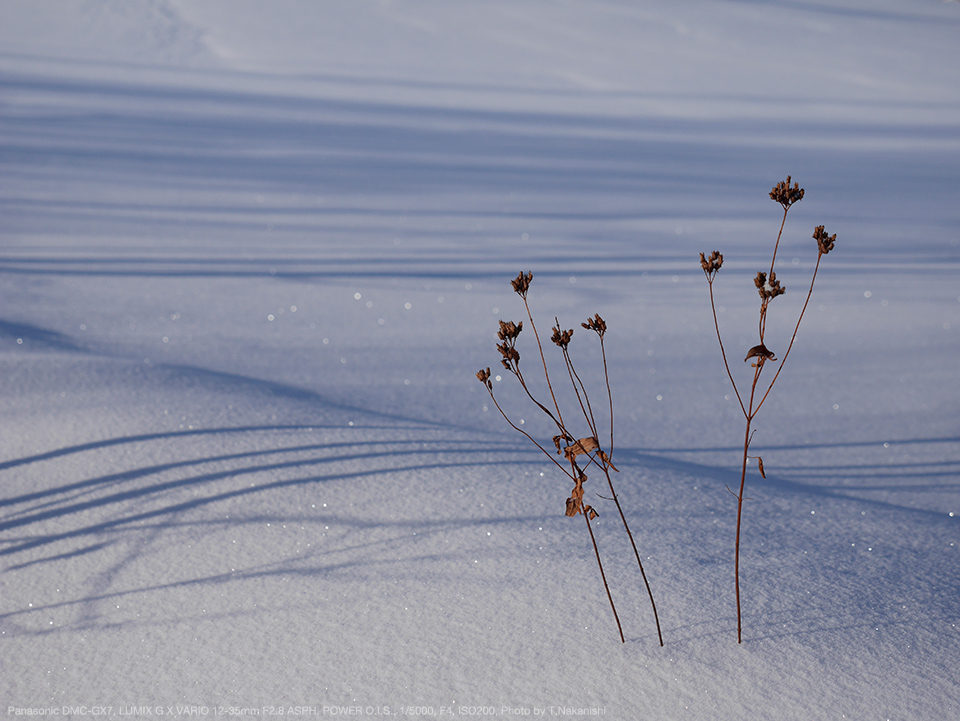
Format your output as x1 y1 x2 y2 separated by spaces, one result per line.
700 177 836 643
477 272 663 645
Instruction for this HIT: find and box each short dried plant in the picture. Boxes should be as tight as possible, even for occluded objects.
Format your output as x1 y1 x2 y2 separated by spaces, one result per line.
477 272 663 645
700 176 836 643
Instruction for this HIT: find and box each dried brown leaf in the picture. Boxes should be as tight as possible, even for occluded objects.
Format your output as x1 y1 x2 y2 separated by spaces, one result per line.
598 449 618 472
744 343 777 363
563 436 600 462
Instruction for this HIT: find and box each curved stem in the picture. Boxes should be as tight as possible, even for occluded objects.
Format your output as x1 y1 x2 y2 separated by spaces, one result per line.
770 206 789 277
707 277 746 418
486 387 574 481
513 366 566 436
523 298 565 429
755 251 823 416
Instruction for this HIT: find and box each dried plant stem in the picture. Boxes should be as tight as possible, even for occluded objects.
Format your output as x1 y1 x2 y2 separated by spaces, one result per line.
599 463 664 646
700 177 836 643
479 273 665 645
561 341 598 441
599 336 615 457
755 250 824 414
485 389 573 479
734 257 826 644
707 279 746 417
583 489 625 644
523 298 566 428
734 366 762 644
482 377 627 644
565 329 664 646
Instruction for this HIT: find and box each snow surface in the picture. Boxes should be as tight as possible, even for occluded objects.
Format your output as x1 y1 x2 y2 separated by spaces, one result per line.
1 1 959 718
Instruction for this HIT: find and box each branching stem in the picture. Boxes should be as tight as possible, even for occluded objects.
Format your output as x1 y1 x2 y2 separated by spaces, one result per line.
701 179 832 643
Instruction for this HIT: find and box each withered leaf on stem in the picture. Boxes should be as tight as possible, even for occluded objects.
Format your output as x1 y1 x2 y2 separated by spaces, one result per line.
565 473 586 517
598 450 618 472
744 343 776 363
750 456 766 478
563 436 600 461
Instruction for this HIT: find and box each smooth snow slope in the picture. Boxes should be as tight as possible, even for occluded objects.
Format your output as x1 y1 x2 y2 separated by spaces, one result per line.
1 1 959 719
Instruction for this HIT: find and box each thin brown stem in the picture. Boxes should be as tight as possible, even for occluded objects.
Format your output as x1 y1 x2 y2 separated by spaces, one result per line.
754 251 824 416
599 464 664 646
599 336 614 459
707 277 746 418
523 297 565 429
583 508 625 644
758 207 790 342
486 387 575 481
770 206 789 277
735 363 762 644
562 346 598 441
512 366 567 436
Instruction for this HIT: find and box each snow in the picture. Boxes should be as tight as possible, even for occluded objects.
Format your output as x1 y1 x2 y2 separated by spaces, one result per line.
1 0 959 718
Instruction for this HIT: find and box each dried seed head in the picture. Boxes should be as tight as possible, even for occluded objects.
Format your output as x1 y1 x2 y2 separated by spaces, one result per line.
551 325 574 349
766 271 785 299
497 319 522 341
496 341 520 370
813 225 836 255
475 367 492 389
581 313 607 337
769 176 804 209
511 271 533 297
755 271 785 300
700 250 724 277
496 321 522 370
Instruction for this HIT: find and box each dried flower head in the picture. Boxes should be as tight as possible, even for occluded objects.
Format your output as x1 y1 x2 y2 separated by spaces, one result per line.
769 176 804 209
476 367 492 389
700 250 724 277
754 271 785 300
497 319 523 341
511 271 533 297
551 324 574 349
497 343 520 370
813 225 836 255
496 321 523 370
582 313 607 337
